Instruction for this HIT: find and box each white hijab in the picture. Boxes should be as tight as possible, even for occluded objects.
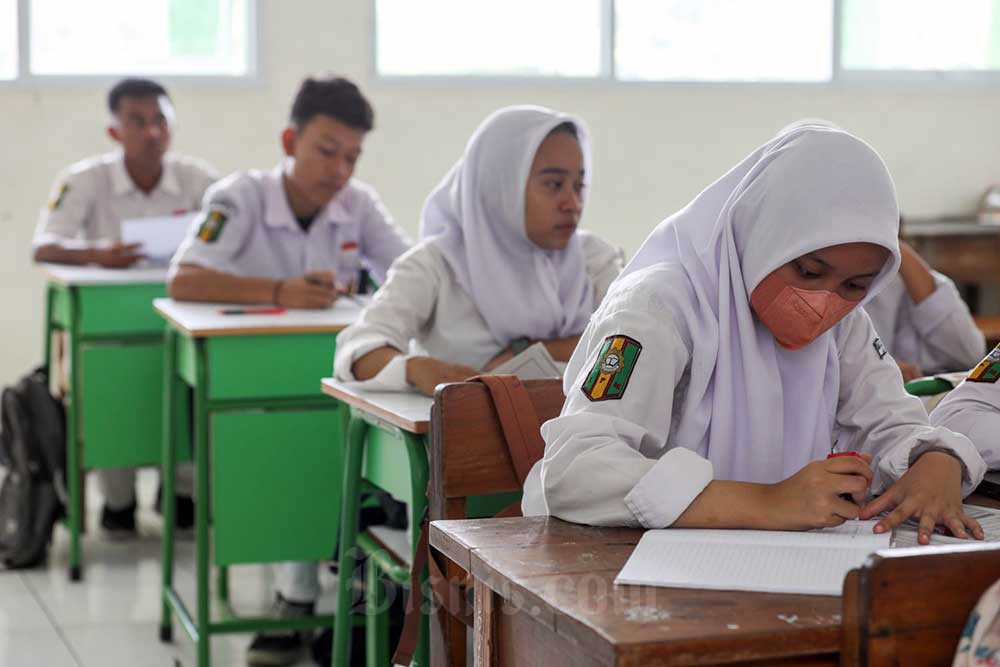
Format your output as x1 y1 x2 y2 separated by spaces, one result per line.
419 105 595 345
621 126 901 483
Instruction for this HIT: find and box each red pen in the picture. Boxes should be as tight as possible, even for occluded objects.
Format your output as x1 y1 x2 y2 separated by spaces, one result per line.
219 307 287 315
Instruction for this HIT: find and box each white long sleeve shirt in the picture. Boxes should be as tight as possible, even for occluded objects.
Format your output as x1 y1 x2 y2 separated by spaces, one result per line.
930 345 1000 469
522 267 988 528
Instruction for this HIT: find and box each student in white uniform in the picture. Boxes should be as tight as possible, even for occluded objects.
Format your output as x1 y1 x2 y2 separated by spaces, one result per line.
333 105 623 395
33 78 217 537
521 125 989 546
864 239 985 380
169 76 410 309
34 77 217 267
929 345 1000 469
168 75 410 667
776 120 984 380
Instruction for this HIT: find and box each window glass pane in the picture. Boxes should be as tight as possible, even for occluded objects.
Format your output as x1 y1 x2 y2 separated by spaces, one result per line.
30 0 250 76
0 0 16 80
615 0 833 82
842 0 1000 71
375 0 602 77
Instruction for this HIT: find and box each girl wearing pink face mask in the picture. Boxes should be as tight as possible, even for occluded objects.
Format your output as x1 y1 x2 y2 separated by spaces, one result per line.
521 125 989 546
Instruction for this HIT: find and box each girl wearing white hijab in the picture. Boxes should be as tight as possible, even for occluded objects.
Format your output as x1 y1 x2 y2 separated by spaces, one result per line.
522 126 988 545
333 106 622 394
779 120 985 381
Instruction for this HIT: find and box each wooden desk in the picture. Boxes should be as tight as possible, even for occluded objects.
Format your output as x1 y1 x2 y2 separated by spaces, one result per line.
975 315 1000 348
41 263 169 581
902 221 1000 310
155 299 365 667
434 497 999 667
320 379 433 667
432 517 842 667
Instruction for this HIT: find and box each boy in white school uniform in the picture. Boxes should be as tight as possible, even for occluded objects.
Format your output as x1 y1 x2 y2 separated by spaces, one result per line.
33 77 218 537
168 75 411 667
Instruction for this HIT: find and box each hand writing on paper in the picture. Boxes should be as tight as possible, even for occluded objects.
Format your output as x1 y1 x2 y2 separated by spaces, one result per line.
91 242 144 268
406 357 478 397
764 454 873 529
860 450 983 545
275 271 338 309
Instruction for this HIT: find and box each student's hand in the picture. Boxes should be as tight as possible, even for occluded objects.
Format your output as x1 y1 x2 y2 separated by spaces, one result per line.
405 356 478 397
482 347 514 372
90 242 144 268
897 360 923 382
859 450 984 544
275 272 338 309
763 454 873 529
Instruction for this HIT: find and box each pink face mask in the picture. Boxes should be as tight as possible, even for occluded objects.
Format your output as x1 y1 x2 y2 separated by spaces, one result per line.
750 272 859 350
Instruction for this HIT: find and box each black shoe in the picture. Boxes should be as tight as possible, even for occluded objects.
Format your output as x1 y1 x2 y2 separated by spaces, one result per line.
246 595 315 666
154 485 195 530
100 502 137 538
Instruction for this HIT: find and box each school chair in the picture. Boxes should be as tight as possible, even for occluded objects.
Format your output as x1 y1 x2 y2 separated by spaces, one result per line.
388 377 564 667
841 542 1000 666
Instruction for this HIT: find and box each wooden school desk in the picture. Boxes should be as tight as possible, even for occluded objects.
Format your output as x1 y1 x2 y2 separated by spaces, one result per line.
974 315 1000 348
41 263 168 581
432 494 1000 667
154 298 363 667
320 379 433 667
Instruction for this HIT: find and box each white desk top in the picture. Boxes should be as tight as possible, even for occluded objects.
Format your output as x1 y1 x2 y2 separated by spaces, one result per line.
320 378 432 434
153 297 367 338
41 263 168 286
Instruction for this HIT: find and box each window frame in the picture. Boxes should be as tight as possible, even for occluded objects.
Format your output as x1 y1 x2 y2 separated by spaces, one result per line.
370 0 1000 88
0 0 262 88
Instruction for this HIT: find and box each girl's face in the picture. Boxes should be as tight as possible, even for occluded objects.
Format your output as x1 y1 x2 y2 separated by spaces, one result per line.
767 242 890 302
524 130 585 250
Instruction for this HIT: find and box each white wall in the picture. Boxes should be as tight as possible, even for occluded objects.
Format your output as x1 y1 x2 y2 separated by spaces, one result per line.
2 0 999 384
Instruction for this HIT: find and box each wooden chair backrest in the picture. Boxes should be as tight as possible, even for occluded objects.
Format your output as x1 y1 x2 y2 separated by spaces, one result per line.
842 542 1000 666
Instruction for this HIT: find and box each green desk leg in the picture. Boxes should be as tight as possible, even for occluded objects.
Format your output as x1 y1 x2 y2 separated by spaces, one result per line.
66 287 83 582
332 415 430 667
194 338 211 667
160 327 178 643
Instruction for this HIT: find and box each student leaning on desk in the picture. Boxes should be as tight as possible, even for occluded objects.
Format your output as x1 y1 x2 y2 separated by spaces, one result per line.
168 74 411 311
334 105 623 395
33 77 218 268
166 74 410 667
522 125 992 548
32 77 217 538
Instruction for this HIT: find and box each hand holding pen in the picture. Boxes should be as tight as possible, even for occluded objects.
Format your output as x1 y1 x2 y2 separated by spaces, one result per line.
273 271 339 309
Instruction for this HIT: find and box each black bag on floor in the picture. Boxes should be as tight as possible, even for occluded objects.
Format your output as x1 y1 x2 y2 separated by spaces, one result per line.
0 366 66 569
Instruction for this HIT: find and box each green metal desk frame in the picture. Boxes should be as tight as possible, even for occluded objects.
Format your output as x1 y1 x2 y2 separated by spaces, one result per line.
158 324 347 667
333 407 430 667
44 279 170 581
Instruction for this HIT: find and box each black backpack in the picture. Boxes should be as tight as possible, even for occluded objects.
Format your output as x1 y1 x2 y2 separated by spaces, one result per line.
0 366 67 569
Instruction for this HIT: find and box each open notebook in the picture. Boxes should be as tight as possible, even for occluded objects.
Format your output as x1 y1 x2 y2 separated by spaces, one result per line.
616 505 1000 596
490 342 564 380
615 520 888 596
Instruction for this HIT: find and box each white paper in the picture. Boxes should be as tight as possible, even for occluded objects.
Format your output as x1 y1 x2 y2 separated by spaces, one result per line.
490 342 563 380
892 504 1000 548
121 212 199 264
615 521 889 596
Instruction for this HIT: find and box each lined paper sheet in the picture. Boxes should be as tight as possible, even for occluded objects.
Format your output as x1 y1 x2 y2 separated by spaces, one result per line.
615 521 888 596
892 504 1000 548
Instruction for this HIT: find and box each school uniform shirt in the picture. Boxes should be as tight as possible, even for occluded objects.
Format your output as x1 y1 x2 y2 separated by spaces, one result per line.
33 151 218 247
521 125 988 528
170 164 411 284
333 231 624 389
929 345 1000 469
865 272 985 373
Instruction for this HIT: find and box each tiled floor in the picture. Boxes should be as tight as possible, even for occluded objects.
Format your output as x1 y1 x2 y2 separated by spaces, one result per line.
0 469 341 667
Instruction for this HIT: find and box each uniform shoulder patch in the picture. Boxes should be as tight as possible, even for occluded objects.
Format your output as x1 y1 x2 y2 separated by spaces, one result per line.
968 345 1000 384
581 335 642 401
49 183 70 211
873 337 887 360
196 207 230 243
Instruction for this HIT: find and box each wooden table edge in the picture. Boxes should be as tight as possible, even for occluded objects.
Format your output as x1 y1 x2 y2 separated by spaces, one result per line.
320 379 430 434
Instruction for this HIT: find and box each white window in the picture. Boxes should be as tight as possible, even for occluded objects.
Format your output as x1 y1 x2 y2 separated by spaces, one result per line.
841 0 1000 72
615 0 832 82
2 0 255 82
374 0 603 78
0 0 16 81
